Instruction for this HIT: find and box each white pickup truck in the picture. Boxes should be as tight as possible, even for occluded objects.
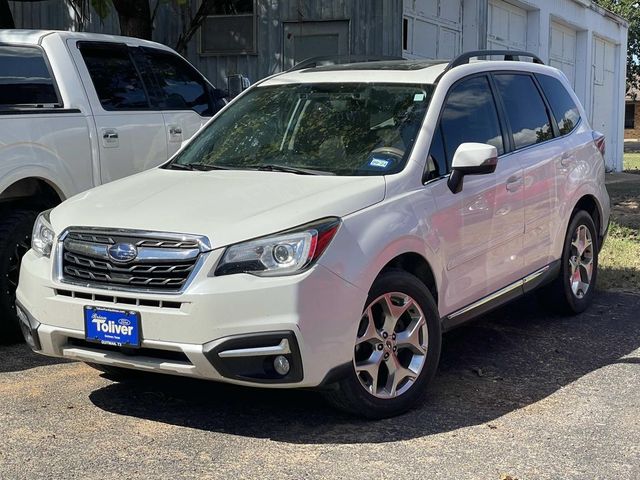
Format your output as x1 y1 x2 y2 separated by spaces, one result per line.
0 30 226 341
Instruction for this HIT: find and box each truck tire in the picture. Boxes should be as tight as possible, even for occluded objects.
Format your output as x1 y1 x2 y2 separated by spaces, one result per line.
0 210 38 344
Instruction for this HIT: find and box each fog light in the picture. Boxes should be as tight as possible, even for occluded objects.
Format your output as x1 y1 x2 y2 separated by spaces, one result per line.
273 355 290 375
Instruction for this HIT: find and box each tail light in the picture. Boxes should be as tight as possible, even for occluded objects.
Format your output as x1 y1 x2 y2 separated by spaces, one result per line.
592 131 605 157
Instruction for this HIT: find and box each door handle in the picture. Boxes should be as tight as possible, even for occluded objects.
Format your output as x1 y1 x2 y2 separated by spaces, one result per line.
558 152 575 167
505 175 523 192
101 128 119 148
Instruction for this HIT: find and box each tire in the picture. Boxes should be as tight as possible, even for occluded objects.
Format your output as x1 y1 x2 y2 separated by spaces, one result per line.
0 210 38 344
539 210 598 315
323 270 442 419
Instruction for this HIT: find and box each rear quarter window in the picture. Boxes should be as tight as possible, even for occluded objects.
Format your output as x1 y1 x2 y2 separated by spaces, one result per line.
535 74 581 135
0 45 60 109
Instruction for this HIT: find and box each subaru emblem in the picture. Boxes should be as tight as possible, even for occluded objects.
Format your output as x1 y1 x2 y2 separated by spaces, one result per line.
108 243 138 263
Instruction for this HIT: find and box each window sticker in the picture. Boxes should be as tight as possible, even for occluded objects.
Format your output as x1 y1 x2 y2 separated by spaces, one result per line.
369 158 390 168
414 93 426 102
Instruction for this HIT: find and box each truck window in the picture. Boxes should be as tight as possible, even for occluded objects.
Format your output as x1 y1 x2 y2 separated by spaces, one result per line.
0 46 60 109
79 44 150 110
143 48 212 115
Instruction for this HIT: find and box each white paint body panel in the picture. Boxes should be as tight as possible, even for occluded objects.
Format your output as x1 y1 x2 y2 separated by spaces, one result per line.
18 59 611 388
0 30 213 202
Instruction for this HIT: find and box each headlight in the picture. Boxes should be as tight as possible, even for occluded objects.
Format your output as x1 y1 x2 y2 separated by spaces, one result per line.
214 217 341 277
31 209 55 257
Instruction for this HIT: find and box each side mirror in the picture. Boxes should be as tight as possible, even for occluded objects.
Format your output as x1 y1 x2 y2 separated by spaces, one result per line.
447 143 498 194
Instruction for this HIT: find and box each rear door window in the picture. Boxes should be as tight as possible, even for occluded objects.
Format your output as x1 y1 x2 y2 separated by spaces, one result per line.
493 74 553 149
439 75 504 168
0 46 60 109
143 48 212 115
536 73 581 135
79 44 150 110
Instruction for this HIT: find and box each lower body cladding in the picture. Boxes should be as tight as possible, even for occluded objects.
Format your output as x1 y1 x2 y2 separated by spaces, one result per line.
16 250 366 388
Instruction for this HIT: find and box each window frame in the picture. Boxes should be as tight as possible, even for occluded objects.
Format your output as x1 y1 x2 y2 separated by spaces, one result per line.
625 102 636 130
140 46 214 116
78 41 154 112
199 0 258 56
0 42 64 111
490 71 559 153
534 72 582 138
423 72 509 184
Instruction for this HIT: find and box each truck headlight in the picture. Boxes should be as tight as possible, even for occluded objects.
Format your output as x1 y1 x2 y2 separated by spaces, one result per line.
31 209 55 257
214 217 340 277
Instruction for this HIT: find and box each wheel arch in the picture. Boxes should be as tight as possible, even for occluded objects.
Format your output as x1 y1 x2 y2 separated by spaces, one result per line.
0 176 65 209
376 251 439 306
573 194 602 236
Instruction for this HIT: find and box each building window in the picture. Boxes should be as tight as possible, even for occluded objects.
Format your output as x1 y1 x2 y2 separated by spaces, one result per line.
625 103 636 129
201 0 256 55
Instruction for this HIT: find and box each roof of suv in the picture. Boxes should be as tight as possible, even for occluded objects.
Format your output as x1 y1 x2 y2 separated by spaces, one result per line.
263 60 563 87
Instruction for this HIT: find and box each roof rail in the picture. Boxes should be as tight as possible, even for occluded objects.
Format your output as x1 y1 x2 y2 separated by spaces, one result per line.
445 49 545 72
289 55 405 72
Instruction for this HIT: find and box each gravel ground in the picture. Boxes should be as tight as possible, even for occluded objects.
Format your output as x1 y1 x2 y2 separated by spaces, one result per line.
1 291 639 480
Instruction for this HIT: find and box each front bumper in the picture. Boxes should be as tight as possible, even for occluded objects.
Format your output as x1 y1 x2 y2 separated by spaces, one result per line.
16 249 365 388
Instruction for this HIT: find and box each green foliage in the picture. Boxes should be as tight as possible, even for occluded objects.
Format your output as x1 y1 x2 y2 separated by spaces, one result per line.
91 0 110 19
593 0 640 95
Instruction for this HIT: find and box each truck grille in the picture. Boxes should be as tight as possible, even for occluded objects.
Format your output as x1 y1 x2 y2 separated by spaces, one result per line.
59 230 209 292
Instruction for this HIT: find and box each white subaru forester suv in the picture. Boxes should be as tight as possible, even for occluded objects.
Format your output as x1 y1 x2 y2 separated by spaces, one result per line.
16 51 610 418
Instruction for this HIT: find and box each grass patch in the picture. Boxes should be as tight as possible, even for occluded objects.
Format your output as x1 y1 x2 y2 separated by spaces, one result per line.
600 156 640 292
599 222 640 292
624 152 640 172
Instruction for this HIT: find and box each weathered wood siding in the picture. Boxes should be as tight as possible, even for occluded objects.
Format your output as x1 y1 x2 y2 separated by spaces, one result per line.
8 0 403 88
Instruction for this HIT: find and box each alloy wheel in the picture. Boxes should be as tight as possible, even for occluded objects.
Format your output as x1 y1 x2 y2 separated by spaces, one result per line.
569 224 594 299
354 292 428 399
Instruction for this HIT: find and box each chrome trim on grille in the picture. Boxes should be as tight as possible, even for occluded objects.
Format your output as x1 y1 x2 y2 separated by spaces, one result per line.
54 228 211 294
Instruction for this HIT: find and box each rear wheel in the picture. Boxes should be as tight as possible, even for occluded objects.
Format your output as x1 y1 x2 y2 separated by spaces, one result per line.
324 270 441 419
0 210 38 344
540 210 598 314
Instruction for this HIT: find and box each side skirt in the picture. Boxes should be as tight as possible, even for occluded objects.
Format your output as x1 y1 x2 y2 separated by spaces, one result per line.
442 260 561 331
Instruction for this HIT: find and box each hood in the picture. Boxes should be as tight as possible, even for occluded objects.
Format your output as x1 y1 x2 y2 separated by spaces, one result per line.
51 168 386 249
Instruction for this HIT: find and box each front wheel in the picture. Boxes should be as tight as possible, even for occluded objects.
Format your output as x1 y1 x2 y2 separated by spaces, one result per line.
0 210 38 344
324 270 441 419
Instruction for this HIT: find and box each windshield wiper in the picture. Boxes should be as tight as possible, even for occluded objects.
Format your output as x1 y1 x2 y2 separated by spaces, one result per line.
243 164 333 176
165 162 230 171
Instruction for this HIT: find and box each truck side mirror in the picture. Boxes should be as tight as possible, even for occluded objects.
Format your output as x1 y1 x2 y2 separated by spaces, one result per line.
447 143 498 194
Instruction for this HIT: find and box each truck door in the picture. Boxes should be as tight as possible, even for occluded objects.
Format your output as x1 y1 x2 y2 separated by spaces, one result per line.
68 40 167 184
140 47 224 158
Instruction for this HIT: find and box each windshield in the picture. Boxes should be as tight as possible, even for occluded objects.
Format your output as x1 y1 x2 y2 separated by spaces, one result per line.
167 82 434 176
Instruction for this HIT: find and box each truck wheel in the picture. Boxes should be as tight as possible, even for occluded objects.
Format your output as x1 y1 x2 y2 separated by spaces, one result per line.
539 210 599 315
0 210 38 344
323 270 442 419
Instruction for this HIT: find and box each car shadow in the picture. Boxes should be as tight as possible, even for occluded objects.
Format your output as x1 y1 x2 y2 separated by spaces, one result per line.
89 290 640 444
0 343 70 373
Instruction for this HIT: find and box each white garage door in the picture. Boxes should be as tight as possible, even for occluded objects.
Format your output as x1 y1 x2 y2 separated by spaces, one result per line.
549 22 577 87
591 36 617 170
403 0 462 59
488 0 527 51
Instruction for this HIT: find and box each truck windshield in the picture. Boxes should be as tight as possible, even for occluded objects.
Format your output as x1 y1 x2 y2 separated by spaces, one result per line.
168 82 433 176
